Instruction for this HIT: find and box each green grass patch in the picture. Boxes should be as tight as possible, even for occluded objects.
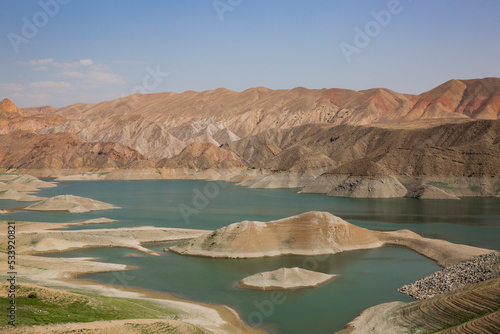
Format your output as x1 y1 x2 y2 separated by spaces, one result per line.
281 237 295 247
426 181 452 190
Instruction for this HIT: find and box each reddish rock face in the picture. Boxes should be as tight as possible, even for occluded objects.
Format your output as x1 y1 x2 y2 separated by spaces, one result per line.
0 78 499 172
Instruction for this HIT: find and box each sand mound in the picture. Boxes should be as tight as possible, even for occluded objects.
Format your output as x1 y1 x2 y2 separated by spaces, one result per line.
326 175 407 198
0 189 44 201
405 184 460 200
169 211 383 258
0 174 56 192
169 211 493 266
237 267 337 290
24 194 120 213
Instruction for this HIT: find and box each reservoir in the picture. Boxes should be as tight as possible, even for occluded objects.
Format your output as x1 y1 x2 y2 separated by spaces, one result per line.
3 180 500 333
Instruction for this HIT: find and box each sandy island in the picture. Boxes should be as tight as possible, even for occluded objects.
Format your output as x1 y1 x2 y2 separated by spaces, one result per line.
237 267 337 290
24 194 120 213
0 174 55 203
170 212 384 258
169 211 494 267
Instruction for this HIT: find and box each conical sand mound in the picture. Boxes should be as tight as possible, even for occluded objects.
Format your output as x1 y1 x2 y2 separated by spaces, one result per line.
25 195 120 213
169 211 383 258
237 267 337 290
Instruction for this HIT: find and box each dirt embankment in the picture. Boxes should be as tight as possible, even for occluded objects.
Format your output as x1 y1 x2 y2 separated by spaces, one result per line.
337 277 500 334
0 223 263 334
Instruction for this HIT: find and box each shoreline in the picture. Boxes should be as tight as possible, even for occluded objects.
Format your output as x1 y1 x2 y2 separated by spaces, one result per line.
2 218 497 333
0 222 266 334
1 175 499 333
0 252 268 334
5 168 500 199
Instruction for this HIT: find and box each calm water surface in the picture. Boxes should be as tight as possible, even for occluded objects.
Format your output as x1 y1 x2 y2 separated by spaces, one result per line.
3 180 499 333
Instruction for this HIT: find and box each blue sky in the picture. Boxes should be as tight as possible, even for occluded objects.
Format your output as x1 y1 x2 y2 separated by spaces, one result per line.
1 0 499 107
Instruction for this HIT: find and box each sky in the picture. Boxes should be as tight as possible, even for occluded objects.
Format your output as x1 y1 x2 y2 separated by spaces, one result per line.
0 0 499 108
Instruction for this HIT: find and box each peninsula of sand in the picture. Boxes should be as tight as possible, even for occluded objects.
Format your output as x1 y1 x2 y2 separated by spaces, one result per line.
24 194 120 213
169 211 493 267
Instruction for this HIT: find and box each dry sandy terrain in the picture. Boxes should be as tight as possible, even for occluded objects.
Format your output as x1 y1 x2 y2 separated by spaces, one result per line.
169 211 494 267
10 218 117 233
0 174 54 204
170 211 384 258
0 189 44 202
3 224 210 256
0 174 56 192
24 194 120 213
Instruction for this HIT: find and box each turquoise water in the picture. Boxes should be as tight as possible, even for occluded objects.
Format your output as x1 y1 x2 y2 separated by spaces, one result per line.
46 244 439 334
4 180 500 333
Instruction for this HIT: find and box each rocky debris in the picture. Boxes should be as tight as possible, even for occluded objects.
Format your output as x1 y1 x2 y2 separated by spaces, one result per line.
398 252 500 300
327 175 407 198
338 277 500 334
264 145 336 173
237 267 337 290
12 226 210 255
0 130 147 169
405 184 460 200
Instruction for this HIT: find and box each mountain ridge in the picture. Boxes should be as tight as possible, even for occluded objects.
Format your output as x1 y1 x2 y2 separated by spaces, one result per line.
9 78 499 161
0 78 499 198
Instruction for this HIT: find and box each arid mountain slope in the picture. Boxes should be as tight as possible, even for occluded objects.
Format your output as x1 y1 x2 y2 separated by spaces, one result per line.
0 130 146 169
225 119 500 177
22 78 500 161
22 105 59 115
338 277 500 334
0 98 66 134
265 145 336 173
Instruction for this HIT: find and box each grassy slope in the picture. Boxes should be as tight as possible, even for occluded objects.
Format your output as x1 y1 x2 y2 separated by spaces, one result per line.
0 284 184 328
